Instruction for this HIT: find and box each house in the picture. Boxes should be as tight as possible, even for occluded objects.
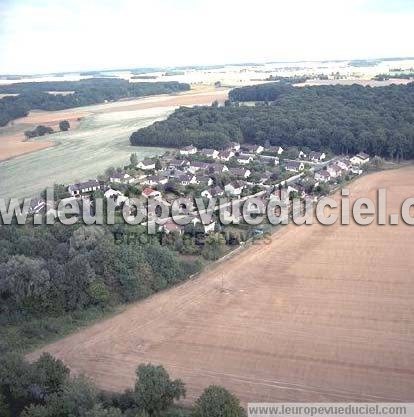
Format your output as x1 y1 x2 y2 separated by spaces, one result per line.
177 174 198 186
243 144 264 154
228 167 251 179
298 150 307 159
110 172 132 184
257 172 272 184
327 164 342 178
142 188 161 199
258 154 279 166
137 159 155 170
195 174 214 186
145 175 169 186
229 142 241 151
285 161 305 172
225 180 245 196
200 148 219 159
268 146 284 155
68 180 103 196
187 161 210 174
201 186 224 199
350 152 370 165
179 145 197 155
132 173 148 182
237 155 253 165
336 158 351 171
169 159 190 169
308 151 326 162
207 163 228 173
160 220 184 235
104 188 129 206
315 170 331 182
351 166 363 175
218 150 234 161
203 220 216 234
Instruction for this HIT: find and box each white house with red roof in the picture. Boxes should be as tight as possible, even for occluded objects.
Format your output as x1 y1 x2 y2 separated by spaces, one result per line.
142 188 161 199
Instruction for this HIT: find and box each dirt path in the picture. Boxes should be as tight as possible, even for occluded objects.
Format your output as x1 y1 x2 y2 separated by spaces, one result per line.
28 167 414 404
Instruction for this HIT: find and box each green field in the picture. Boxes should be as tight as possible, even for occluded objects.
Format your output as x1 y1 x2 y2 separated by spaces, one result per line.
0 106 173 199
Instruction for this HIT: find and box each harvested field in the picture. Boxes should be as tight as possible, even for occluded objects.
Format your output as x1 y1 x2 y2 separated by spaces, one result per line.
0 87 228 163
0 88 228 198
29 167 414 404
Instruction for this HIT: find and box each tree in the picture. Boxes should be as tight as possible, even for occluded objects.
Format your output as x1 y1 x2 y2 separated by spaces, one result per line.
33 353 70 395
201 233 226 260
193 386 246 417
130 153 138 166
48 376 98 417
0 354 34 416
134 364 186 416
84 404 123 417
0 255 51 309
59 120 70 131
155 158 162 171
21 405 51 417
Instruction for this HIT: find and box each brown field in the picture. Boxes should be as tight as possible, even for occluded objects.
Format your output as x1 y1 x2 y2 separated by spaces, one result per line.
0 87 228 161
29 167 414 404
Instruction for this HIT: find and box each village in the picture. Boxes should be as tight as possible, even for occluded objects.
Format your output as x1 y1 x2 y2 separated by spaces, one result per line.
28 142 371 246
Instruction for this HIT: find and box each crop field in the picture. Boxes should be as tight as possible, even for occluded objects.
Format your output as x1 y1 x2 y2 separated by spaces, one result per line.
29 167 414 405
0 107 170 199
0 88 229 199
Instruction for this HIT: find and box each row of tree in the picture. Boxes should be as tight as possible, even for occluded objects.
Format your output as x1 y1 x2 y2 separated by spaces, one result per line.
0 354 245 417
0 79 190 126
130 82 414 159
24 121 70 139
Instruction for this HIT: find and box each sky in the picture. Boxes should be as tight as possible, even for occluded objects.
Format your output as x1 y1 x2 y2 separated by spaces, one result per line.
0 0 413 74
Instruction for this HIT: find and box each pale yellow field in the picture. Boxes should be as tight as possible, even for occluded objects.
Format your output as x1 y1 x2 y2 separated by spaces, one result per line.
29 167 414 405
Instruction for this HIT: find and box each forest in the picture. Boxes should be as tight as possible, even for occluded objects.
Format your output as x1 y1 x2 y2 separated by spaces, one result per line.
0 222 202 357
130 82 414 159
0 79 190 126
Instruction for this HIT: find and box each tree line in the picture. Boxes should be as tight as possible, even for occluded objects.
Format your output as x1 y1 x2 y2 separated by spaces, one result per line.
0 79 190 127
0 354 245 417
130 82 414 159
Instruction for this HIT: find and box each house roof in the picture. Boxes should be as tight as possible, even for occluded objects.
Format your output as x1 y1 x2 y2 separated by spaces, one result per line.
190 161 210 169
68 179 101 191
209 186 223 196
237 155 252 160
178 174 194 182
285 161 302 170
139 159 155 165
228 180 245 189
228 167 248 176
317 170 330 179
142 187 158 197
163 220 183 232
201 148 217 155
328 165 342 173
309 151 323 159
181 145 197 151
208 163 227 171
357 152 369 160
219 150 233 158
